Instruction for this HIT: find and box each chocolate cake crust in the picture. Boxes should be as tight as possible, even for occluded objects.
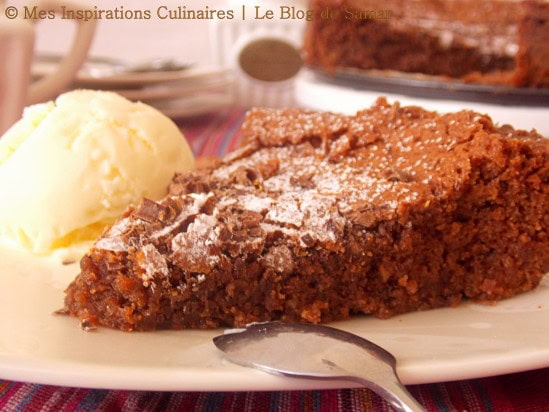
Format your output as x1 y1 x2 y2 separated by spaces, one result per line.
64 99 548 331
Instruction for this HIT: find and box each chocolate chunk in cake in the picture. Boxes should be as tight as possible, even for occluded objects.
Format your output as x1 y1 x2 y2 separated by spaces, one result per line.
63 98 548 331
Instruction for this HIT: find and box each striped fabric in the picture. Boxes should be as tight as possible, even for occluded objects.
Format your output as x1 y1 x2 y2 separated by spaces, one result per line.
1 368 548 411
1 108 548 411
178 108 247 158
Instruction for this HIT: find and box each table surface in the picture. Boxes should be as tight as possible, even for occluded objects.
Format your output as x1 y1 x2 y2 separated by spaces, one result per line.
1 108 548 412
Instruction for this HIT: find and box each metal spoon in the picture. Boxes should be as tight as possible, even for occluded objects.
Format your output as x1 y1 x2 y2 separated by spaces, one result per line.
213 322 425 412
84 57 193 77
34 54 193 78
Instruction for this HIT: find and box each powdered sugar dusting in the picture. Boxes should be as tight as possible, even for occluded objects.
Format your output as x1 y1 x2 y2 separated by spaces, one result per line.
139 243 169 286
171 213 220 273
95 217 130 251
152 193 212 240
91 100 479 278
265 193 304 228
238 194 273 214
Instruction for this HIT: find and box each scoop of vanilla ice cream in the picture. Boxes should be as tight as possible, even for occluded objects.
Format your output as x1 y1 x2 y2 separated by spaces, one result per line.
0 90 195 260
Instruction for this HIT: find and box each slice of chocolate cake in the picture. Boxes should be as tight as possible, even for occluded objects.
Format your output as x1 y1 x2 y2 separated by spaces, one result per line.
63 98 548 331
304 0 549 87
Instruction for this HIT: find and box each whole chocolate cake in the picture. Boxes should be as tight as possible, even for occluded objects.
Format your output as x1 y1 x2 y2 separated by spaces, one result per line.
63 99 548 331
304 0 549 87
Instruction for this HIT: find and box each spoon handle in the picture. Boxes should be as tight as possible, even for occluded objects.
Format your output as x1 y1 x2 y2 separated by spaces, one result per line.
382 381 425 412
353 377 426 412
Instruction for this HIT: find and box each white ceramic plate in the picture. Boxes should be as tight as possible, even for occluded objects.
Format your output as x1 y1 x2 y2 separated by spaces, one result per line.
116 76 234 102
0 242 548 391
151 93 235 119
306 67 549 105
114 82 234 119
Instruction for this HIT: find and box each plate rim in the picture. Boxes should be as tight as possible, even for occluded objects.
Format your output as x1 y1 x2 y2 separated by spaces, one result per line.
1 243 548 391
307 67 549 106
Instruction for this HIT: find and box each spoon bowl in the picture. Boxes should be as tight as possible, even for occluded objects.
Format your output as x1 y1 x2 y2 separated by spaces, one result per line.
213 322 425 412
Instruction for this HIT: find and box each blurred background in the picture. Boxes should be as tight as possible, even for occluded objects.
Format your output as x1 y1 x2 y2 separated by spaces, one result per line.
2 0 547 134
2 0 308 126
32 0 213 64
